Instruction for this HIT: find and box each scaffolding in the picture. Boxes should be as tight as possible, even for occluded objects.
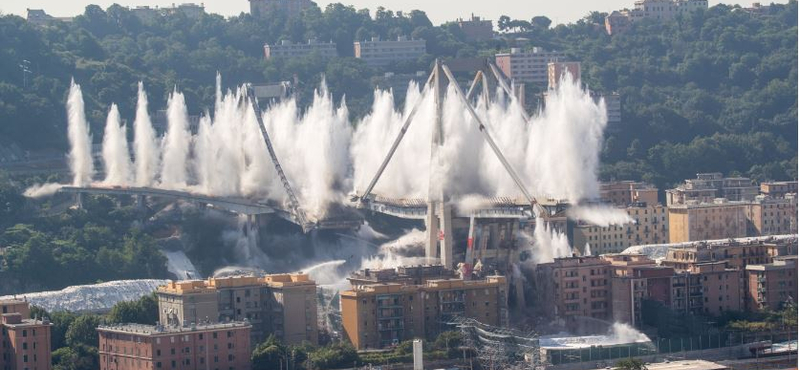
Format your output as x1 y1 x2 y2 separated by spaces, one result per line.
449 316 543 370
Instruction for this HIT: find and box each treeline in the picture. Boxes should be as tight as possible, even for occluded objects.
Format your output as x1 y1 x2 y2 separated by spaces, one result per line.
0 174 168 292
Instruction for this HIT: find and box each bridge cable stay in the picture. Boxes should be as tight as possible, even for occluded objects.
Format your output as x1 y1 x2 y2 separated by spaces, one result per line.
357 69 437 202
246 85 312 231
488 62 531 122
440 63 546 218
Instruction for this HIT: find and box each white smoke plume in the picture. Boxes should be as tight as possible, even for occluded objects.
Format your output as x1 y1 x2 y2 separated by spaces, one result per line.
60 73 613 223
568 204 634 227
23 183 63 198
160 89 191 189
66 79 94 186
520 221 572 264
133 82 160 187
101 104 132 185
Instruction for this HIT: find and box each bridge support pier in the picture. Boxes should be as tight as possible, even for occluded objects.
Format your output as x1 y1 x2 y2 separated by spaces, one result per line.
75 192 85 209
424 202 453 268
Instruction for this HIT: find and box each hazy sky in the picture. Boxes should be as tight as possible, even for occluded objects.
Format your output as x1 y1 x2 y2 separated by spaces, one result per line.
1 0 780 25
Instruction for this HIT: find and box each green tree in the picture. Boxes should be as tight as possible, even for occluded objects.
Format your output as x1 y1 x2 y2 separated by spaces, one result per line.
65 314 102 348
252 335 287 370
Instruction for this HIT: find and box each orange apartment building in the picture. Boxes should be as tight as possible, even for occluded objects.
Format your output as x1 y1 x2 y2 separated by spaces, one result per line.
534 256 612 322
604 254 674 326
97 322 251 370
156 274 318 346
600 181 659 207
744 255 798 312
341 274 507 350
0 299 52 370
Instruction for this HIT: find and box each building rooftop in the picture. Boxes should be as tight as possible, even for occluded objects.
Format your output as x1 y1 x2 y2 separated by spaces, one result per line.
745 257 797 271
589 360 728 370
158 273 315 294
97 321 250 336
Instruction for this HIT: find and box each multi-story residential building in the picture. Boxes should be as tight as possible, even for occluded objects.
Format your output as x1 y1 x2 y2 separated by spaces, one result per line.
547 61 581 90
249 0 313 18
348 265 457 288
156 274 318 346
661 238 782 271
744 255 797 311
129 3 205 21
495 47 567 85
760 181 798 198
264 40 338 59
599 181 659 206
0 300 52 370
97 322 251 370
745 194 798 236
692 262 743 315
605 0 708 34
340 271 507 349
574 202 668 255
534 256 612 322
604 254 674 326
354 36 426 67
668 199 750 242
666 173 758 206
25 9 72 26
457 15 493 42
605 10 633 35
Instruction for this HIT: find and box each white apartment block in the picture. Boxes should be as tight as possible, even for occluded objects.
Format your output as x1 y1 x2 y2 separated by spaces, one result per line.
353 36 426 67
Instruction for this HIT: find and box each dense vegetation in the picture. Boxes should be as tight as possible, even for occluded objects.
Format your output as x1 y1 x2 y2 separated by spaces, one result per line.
0 1 796 189
0 174 168 292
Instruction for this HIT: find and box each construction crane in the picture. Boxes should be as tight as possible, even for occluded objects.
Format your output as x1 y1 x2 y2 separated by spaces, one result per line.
246 85 313 232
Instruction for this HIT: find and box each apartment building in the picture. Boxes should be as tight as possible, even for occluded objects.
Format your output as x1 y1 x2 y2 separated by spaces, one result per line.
745 194 798 236
574 202 668 255
457 15 493 42
249 0 313 18
0 300 52 370
495 47 567 85
97 322 251 370
692 262 743 315
760 181 798 198
264 40 338 59
604 254 674 326
600 181 659 207
668 199 749 242
534 256 612 322
341 273 507 349
547 61 581 90
354 36 426 67
744 256 797 311
666 173 758 206
605 0 708 34
156 274 318 345
661 239 778 271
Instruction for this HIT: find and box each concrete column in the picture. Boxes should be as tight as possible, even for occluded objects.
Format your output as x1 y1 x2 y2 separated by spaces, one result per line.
425 201 439 262
75 192 85 209
440 204 453 268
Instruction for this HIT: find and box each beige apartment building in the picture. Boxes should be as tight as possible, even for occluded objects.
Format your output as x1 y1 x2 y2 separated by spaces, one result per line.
574 202 668 255
156 274 318 346
666 173 758 206
745 194 798 236
341 274 507 349
760 181 798 198
604 254 674 326
495 47 566 85
353 36 426 67
600 181 659 207
668 199 749 242
264 39 337 59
